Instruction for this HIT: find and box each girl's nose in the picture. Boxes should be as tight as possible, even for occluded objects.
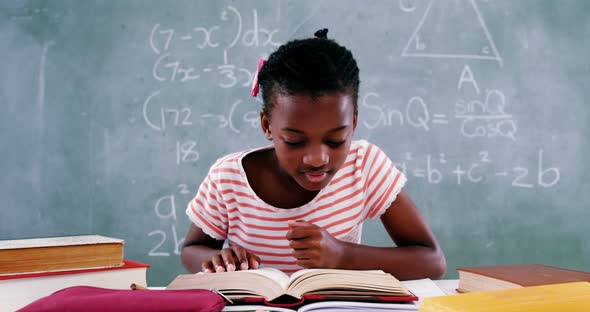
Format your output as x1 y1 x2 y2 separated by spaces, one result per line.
302 147 329 167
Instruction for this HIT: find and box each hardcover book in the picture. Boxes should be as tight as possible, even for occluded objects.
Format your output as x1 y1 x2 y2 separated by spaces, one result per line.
456 264 590 293
0 235 124 274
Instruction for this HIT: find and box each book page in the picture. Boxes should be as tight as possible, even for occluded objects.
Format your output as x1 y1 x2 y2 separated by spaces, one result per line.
288 269 385 288
285 269 410 298
0 235 123 249
243 268 290 291
167 268 291 301
401 279 446 303
222 305 296 312
288 269 318 286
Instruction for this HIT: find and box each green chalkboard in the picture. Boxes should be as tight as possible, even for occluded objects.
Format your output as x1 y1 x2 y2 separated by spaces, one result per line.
1 0 589 286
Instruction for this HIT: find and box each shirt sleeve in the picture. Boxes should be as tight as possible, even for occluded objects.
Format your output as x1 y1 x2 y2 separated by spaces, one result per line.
360 141 407 220
185 168 228 240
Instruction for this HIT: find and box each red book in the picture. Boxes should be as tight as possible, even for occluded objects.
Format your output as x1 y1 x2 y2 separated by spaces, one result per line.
0 259 149 311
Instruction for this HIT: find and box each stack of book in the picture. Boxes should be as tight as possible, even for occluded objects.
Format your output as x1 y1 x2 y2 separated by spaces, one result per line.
420 264 590 311
0 235 149 311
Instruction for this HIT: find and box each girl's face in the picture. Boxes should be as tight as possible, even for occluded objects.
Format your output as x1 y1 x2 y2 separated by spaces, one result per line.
261 92 357 191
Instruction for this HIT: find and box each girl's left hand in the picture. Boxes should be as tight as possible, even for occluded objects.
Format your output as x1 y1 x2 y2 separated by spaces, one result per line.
286 220 345 268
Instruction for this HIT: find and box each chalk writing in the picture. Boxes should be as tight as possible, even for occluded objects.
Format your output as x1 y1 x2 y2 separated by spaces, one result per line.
152 53 200 83
458 64 481 95
149 6 279 54
176 141 200 165
218 50 255 89
200 99 259 133
362 90 517 140
148 5 279 90
397 149 560 187
401 0 503 67
148 186 190 257
142 90 194 131
37 41 53 115
154 195 177 220
399 0 418 12
455 89 518 140
147 225 183 257
221 6 280 49
361 93 431 131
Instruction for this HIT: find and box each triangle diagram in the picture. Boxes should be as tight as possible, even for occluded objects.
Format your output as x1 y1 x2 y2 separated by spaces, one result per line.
401 0 503 67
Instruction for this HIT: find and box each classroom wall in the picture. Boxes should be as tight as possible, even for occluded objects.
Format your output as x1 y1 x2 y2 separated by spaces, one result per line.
1 0 589 286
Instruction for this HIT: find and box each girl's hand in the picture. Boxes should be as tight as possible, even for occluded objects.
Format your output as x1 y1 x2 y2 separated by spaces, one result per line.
201 244 261 273
286 220 345 268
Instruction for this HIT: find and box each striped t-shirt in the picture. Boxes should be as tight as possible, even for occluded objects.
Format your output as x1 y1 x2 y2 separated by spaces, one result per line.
186 140 406 273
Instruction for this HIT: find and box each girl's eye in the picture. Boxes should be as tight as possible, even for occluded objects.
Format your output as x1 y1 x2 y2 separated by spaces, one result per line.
284 140 304 147
326 141 345 148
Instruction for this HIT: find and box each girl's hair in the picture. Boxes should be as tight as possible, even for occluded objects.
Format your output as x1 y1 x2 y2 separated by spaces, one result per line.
258 29 360 118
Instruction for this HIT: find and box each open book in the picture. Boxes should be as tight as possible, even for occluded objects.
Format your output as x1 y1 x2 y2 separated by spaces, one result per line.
222 300 418 312
167 268 417 305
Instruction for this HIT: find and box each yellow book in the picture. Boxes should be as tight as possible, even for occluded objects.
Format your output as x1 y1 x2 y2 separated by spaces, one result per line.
420 282 590 312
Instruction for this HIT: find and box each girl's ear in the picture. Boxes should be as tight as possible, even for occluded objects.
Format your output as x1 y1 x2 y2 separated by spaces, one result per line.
260 110 272 140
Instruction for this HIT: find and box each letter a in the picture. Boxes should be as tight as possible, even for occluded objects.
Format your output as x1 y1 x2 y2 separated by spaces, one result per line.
457 64 480 95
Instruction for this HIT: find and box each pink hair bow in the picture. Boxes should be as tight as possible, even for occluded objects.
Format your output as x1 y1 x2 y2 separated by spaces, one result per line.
250 58 266 97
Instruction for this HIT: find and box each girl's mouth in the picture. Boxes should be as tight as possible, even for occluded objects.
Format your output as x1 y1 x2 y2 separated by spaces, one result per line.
304 171 329 183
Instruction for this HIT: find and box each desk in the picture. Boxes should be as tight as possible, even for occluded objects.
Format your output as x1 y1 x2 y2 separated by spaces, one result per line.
432 279 459 295
400 278 457 301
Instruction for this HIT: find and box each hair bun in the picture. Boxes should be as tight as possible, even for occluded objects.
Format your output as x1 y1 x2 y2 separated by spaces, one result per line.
314 28 329 39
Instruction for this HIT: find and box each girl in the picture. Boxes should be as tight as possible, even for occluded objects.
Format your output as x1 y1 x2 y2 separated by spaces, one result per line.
181 29 446 280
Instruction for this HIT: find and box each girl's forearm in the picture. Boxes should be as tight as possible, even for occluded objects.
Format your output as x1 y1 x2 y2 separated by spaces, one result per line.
337 242 446 280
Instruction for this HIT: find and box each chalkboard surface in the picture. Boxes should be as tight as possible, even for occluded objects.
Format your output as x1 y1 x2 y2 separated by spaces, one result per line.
1 0 589 286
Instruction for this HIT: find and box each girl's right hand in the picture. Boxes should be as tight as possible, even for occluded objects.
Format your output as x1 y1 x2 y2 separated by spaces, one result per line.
201 244 261 273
